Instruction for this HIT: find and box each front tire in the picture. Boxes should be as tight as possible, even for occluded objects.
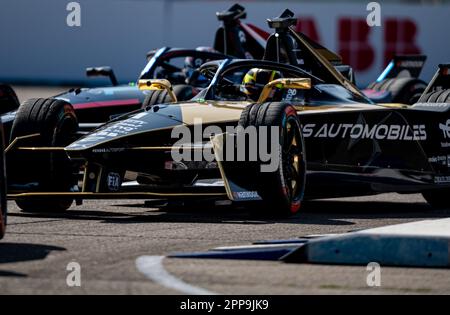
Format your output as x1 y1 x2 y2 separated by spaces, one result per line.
239 102 306 217
8 98 78 213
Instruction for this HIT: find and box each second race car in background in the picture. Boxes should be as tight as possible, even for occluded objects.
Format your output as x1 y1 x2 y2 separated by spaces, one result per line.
0 4 267 142
363 55 428 104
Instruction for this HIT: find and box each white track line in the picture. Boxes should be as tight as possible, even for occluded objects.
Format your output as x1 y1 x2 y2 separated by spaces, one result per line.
136 255 217 295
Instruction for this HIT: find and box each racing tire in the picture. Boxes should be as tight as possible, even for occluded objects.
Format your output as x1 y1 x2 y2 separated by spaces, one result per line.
142 84 196 108
8 98 78 213
0 84 20 114
368 78 427 105
422 190 450 209
239 102 306 217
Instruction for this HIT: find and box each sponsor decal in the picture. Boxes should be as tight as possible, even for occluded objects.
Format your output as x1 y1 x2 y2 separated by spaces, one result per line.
232 191 259 200
92 148 126 153
302 123 426 141
68 116 148 149
439 119 450 138
438 119 450 148
434 175 450 184
283 89 298 102
428 155 448 166
397 60 424 69
88 119 146 138
106 172 121 191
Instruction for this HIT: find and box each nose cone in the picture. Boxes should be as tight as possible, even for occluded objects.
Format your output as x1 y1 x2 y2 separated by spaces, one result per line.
66 108 183 152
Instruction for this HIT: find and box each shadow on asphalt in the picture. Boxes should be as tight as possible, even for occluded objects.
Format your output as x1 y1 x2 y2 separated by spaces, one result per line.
0 270 27 277
8 197 450 226
301 199 450 218
0 243 66 265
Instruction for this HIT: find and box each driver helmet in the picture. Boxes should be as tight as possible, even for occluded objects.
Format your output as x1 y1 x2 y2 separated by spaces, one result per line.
240 68 282 101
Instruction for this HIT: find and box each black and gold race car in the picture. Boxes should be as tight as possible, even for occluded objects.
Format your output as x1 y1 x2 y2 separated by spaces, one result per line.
5 11 450 217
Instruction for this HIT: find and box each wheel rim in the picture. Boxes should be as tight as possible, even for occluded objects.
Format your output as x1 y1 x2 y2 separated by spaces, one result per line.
282 115 305 209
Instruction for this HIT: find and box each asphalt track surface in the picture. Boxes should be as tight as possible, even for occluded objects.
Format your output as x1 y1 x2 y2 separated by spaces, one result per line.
0 87 450 295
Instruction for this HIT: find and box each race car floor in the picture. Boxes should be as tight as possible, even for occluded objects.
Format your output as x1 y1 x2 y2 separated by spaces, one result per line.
1 193 450 295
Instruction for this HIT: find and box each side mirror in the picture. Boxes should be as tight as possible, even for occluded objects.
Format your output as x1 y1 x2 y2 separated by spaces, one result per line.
86 66 118 86
258 78 311 103
138 79 178 103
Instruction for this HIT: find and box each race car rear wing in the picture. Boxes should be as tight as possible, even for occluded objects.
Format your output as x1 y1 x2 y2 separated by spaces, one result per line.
262 9 366 100
263 9 343 66
214 3 268 59
376 55 427 82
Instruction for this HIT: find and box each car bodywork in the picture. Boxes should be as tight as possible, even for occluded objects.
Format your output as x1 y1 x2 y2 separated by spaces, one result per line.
6 61 450 208
5 10 450 213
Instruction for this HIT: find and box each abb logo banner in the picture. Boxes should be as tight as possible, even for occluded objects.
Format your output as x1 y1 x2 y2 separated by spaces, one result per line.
296 17 421 72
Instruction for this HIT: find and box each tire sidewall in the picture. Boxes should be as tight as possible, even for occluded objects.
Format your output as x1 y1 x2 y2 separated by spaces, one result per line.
277 106 305 214
255 104 306 216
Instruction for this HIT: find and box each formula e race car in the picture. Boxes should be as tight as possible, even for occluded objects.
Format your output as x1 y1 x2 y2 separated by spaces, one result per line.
5 10 450 217
363 55 428 105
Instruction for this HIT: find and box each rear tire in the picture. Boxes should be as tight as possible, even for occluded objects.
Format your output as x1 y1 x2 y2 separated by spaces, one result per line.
8 98 78 213
142 84 196 108
239 102 306 217
388 78 427 104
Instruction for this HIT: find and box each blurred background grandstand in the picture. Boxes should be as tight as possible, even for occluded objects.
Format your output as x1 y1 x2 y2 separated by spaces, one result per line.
1 0 449 87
